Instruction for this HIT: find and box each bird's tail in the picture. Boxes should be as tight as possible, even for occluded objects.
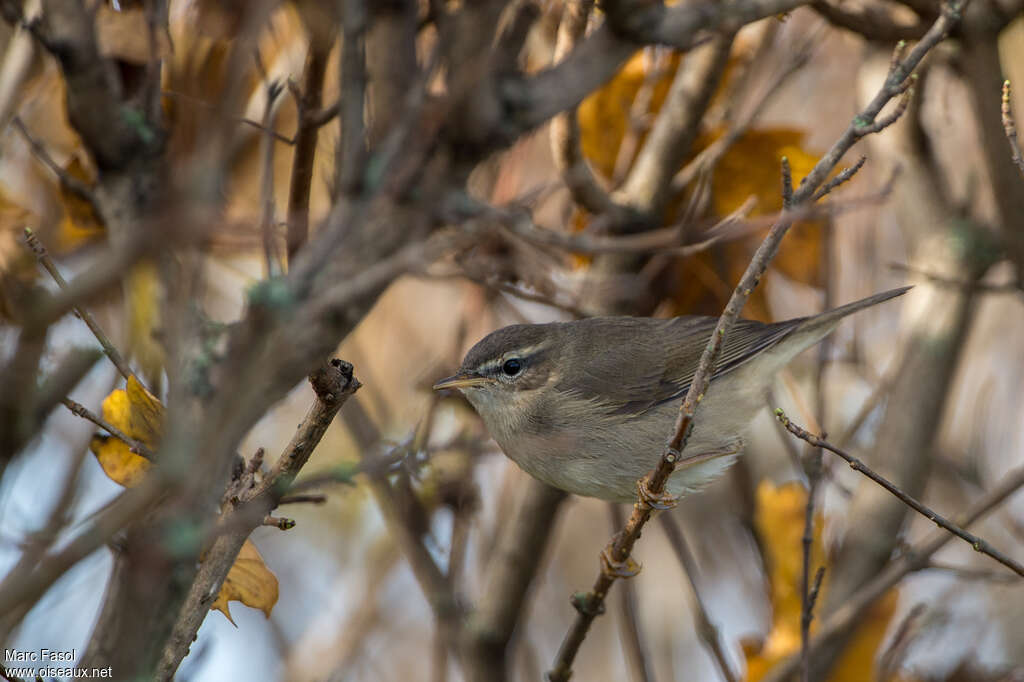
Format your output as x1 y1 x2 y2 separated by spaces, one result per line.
795 285 911 334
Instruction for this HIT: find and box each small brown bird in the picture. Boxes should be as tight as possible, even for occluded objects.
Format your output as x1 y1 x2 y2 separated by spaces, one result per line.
434 287 909 502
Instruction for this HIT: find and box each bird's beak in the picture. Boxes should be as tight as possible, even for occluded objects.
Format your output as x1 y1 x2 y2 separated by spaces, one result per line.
433 371 491 391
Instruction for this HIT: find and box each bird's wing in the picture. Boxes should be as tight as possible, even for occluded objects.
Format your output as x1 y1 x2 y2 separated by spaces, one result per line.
556 316 797 418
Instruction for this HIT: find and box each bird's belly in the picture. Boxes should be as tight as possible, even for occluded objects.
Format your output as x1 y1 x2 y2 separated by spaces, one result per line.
496 388 754 503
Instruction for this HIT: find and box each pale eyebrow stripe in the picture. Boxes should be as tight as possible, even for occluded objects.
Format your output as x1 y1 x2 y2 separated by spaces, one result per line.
477 344 547 373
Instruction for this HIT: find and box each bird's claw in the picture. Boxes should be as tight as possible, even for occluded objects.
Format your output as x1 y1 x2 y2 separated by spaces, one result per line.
600 543 641 579
636 477 678 511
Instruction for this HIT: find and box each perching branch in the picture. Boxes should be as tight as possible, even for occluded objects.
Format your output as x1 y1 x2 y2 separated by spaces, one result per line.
546 4 965 677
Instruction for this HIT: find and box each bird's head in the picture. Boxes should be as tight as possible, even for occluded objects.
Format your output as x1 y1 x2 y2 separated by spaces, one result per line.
432 323 559 416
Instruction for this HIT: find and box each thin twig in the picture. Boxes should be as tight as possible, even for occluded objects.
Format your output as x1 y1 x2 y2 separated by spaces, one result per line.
759 465 1024 682
549 0 623 218
24 228 136 385
812 156 867 201
802 565 826 679
876 602 926 679
61 397 156 460
160 90 296 145
1001 80 1024 176
799 448 822 682
775 410 1024 577
286 35 331 263
262 515 295 530
609 504 656 682
11 116 96 204
659 514 737 682
258 79 284 277
889 262 1023 293
336 0 368 196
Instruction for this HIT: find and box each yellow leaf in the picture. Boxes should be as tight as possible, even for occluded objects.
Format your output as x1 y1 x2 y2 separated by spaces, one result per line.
101 375 164 446
55 157 105 253
92 375 163 487
126 263 165 387
669 129 826 321
89 435 152 488
743 482 897 681
211 539 279 624
578 50 681 180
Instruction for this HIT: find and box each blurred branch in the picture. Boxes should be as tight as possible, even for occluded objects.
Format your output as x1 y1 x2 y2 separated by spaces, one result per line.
547 5 964 677
463 478 567 682
959 24 1024 279
513 0 810 136
812 1 930 40
258 77 284 277
549 0 624 218
11 116 95 204
61 398 155 460
0 471 166 619
609 504 656 682
286 31 332 262
659 514 737 682
160 90 296 145
156 360 361 680
24 228 136 384
776 410 1024 577
888 262 1022 293
336 0 367 196
616 32 734 218
671 29 818 193
760 465 1024 682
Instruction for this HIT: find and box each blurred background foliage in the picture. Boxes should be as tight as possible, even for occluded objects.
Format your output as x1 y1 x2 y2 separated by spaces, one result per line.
0 1 1022 681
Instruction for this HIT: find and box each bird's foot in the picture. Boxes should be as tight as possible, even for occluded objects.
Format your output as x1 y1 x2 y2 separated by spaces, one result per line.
636 476 678 511
600 542 641 579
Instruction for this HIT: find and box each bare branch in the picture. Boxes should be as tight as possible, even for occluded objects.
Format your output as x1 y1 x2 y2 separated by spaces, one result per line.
286 35 332 262
812 0 929 40
155 360 361 680
337 0 368 196
776 410 1024 577
547 4 966 677
609 504 656 682
660 514 738 682
760 465 1024 682
24 228 137 385
549 0 623 218
61 397 156 460
11 116 96 203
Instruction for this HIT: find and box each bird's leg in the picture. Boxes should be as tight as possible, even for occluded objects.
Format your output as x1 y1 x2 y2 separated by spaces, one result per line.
636 475 678 511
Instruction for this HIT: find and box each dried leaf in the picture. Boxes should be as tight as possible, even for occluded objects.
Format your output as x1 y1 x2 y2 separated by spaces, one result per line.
90 375 163 487
126 263 165 386
578 49 681 180
89 435 152 488
668 128 826 321
743 481 897 681
56 157 105 252
211 539 280 624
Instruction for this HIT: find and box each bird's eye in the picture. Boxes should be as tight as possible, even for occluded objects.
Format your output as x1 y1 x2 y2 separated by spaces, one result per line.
502 358 523 376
